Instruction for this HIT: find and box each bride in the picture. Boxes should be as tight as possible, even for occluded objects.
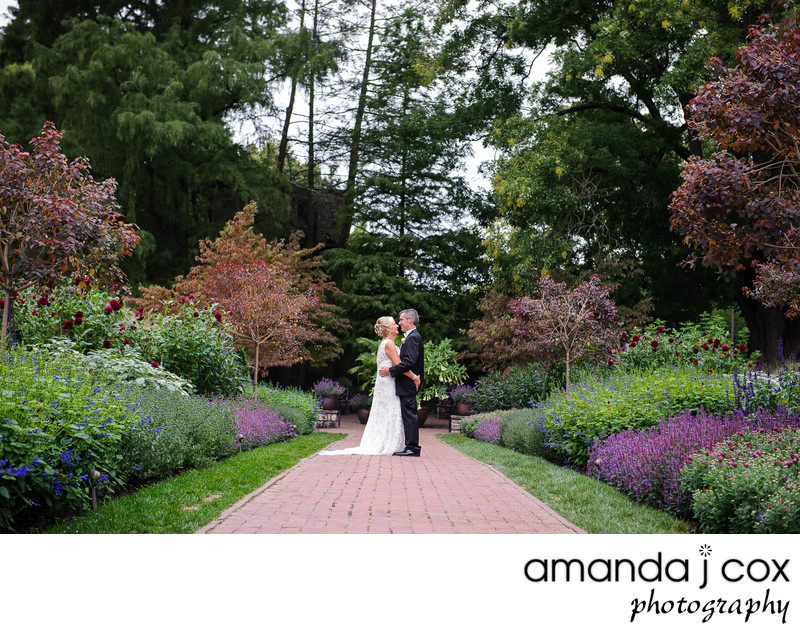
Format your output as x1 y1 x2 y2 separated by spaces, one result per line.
320 316 420 455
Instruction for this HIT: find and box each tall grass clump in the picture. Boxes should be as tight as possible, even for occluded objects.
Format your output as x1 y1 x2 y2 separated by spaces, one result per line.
535 365 735 467
256 383 319 435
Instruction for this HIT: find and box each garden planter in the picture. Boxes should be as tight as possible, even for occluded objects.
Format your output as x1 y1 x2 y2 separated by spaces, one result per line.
417 407 429 427
321 395 338 410
356 407 370 424
456 401 474 416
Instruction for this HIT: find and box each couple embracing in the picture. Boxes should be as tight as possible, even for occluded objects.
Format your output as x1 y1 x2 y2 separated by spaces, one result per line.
320 309 424 457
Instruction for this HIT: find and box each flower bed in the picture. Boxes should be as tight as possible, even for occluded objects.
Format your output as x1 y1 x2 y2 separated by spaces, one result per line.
0 349 140 530
611 313 757 373
681 426 800 533
534 365 735 467
257 383 319 435
588 407 800 515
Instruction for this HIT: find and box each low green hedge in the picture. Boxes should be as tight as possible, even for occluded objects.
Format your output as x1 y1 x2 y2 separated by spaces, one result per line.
499 408 562 462
120 389 237 481
256 384 319 435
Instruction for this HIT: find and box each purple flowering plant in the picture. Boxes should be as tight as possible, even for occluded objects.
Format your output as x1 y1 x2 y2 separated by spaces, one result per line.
311 377 346 398
588 407 800 515
231 398 297 449
473 416 502 445
449 384 477 404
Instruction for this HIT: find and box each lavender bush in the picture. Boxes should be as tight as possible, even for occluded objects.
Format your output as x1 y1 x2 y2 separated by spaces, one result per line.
733 366 800 415
231 398 297 449
473 417 502 445
449 383 477 404
588 407 800 516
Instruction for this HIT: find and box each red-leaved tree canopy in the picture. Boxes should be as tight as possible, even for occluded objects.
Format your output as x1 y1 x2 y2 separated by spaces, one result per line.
669 15 800 361
0 122 139 342
207 261 321 394
508 274 620 392
136 202 346 367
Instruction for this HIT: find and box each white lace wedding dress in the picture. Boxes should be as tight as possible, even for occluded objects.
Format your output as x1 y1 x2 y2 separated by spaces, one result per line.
319 339 406 455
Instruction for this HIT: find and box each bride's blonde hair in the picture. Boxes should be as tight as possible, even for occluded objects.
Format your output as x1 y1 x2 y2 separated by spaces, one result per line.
374 316 395 337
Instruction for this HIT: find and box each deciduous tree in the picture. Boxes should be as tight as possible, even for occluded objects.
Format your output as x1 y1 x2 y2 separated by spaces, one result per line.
0 121 139 342
669 15 800 362
137 202 346 366
207 261 321 394
508 274 620 391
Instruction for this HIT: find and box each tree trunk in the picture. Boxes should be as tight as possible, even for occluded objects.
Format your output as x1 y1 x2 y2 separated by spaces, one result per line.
737 292 800 366
278 0 307 174
253 343 260 396
307 0 319 192
341 0 377 249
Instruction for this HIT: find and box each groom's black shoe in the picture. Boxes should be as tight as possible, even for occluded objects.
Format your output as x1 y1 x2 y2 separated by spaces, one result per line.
393 449 419 457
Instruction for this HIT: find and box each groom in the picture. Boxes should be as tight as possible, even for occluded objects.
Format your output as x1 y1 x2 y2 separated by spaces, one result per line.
379 308 424 457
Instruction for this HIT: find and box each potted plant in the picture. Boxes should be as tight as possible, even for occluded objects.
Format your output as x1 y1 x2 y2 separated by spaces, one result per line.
312 377 346 410
349 393 373 424
449 384 477 416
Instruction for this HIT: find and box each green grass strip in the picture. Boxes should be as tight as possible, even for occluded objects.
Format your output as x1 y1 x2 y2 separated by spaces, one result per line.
47 433 344 534
438 434 689 534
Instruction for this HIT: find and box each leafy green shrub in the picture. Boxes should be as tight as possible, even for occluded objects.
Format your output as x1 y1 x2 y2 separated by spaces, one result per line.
612 313 758 373
15 285 250 397
535 365 735 467
0 349 140 531
34 339 194 394
256 384 319 435
120 389 236 481
129 300 249 397
499 408 561 461
473 364 550 413
680 427 800 533
734 366 800 414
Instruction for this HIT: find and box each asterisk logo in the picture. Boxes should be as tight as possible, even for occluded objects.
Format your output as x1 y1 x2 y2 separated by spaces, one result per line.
699 544 712 557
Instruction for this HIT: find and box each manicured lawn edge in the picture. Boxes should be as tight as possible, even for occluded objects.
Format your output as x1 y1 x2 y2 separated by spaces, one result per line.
46 433 344 534
438 433 690 534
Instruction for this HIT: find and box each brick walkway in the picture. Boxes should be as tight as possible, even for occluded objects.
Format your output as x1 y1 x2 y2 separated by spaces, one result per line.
197 414 585 534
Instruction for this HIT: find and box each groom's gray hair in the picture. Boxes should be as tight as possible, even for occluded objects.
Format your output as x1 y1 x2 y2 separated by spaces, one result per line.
400 308 419 326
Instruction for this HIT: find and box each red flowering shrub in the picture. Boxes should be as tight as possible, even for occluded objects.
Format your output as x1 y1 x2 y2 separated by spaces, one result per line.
612 313 757 372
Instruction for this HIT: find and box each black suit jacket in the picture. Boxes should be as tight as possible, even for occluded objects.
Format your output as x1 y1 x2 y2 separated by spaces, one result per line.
389 328 424 397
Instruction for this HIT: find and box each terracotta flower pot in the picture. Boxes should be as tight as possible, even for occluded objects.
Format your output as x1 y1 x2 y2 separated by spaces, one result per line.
356 407 370 424
417 407 429 427
456 401 474 416
321 395 338 410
